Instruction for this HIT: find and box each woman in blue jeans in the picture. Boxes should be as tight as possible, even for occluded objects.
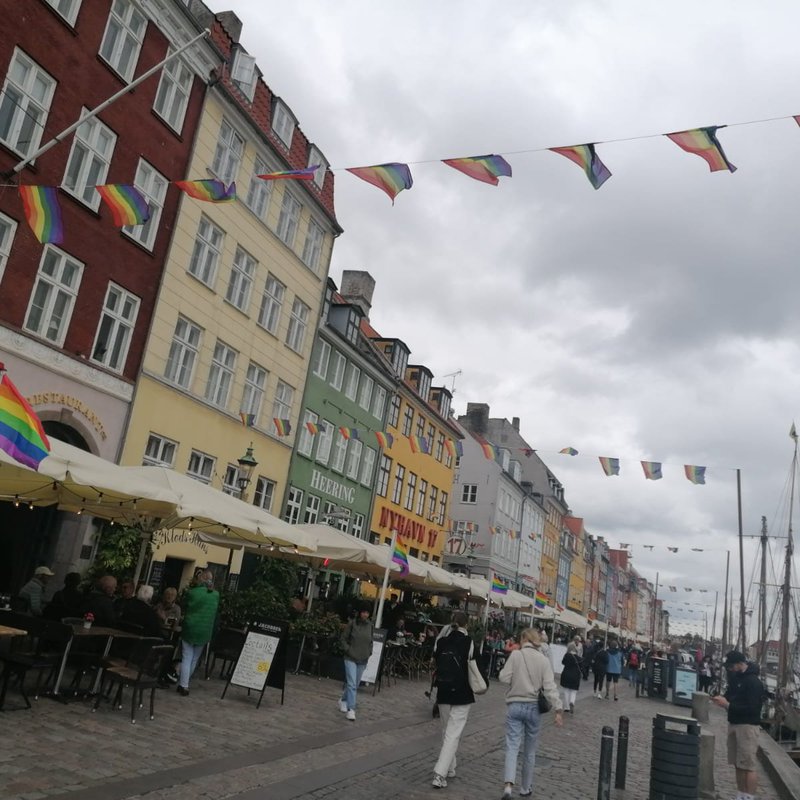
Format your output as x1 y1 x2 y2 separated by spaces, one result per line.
338 602 374 721
498 629 563 797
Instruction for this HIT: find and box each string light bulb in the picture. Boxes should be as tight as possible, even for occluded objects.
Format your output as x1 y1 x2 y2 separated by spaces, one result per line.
28 500 33 510
270 543 276 552
188 517 193 530
110 519 115 526
13 494 19 507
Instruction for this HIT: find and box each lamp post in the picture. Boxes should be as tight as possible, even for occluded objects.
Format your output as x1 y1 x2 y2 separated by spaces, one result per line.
236 444 258 502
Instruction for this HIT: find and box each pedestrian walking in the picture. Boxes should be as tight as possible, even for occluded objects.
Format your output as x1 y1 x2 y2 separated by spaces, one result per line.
605 639 623 700
431 611 475 789
698 656 715 693
592 644 609 698
177 569 219 696
711 650 766 800
626 646 642 686
560 642 582 712
499 628 563 798
572 635 584 659
338 601 374 721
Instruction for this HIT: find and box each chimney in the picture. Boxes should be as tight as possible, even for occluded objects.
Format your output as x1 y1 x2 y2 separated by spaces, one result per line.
217 11 243 43
464 402 489 435
339 270 376 320
512 416 520 431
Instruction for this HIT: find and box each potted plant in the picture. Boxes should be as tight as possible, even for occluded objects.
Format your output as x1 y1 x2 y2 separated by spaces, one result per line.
83 612 95 629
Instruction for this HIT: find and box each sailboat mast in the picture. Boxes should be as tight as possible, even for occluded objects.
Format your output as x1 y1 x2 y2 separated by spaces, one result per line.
778 434 797 692
737 469 747 655
721 550 730 657
759 516 768 672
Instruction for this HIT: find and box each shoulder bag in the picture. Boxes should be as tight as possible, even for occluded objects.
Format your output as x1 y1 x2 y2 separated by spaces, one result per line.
520 648 552 713
468 658 488 694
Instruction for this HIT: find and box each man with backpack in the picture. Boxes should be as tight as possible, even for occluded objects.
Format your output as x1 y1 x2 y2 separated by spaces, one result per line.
626 646 641 687
431 610 476 789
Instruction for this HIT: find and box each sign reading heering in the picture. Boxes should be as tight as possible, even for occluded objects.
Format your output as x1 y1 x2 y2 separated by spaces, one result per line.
310 469 355 503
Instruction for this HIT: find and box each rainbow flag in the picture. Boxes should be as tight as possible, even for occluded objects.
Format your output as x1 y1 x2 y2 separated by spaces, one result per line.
641 460 663 480
559 447 578 456
534 591 549 610
550 143 611 189
339 426 351 440
346 163 413 204
18 186 63 244
95 184 150 226
599 456 620 476
491 575 508 595
665 127 736 173
481 442 496 460
239 412 256 427
444 439 456 458
273 418 291 436
375 431 394 448
408 435 427 454
175 179 237 202
684 465 706 485
0 370 51 470
257 165 319 181
392 539 410 577
305 421 319 435
442 154 512 186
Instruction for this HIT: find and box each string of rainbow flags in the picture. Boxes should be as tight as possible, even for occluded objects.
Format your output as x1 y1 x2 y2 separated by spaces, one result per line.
14 116 800 244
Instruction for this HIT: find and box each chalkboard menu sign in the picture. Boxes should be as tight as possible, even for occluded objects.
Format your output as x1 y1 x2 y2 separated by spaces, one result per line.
148 561 165 590
649 657 669 699
221 618 288 708
361 628 387 686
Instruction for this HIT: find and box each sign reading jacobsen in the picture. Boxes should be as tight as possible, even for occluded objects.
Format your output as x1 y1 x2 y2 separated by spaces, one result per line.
221 617 288 708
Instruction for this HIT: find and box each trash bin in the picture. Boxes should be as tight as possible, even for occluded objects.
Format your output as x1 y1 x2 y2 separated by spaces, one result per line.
650 713 701 800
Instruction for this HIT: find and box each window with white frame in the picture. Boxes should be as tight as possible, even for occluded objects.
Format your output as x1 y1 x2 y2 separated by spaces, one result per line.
416 479 428 516
301 218 324 273
461 484 478 503
285 297 309 353
272 380 294 430
401 405 414 436
351 512 364 539
62 110 116 208
391 464 405 505
416 415 425 437
372 386 386 420
284 486 303 524
231 49 257 101
345 438 362 481
0 212 18 285
24 246 83 346
331 431 348 474
225 246 256 312
344 364 360 402
276 191 301 247
142 432 177 467
297 409 318 457
360 446 376 487
303 494 320 525
253 476 275 511
91 282 139 372
211 118 244 184
404 471 417 511
240 361 266 421
188 216 224 287
329 351 346 391
271 100 295 148
205 340 237 408
164 315 201 389
99 0 147 81
257 274 285 335
0 49 56 158
435 433 445 462
45 0 82 25
187 449 215 484
222 464 239 496
245 155 272 221
388 394 401 428
315 420 334 465
358 375 373 411
428 486 438 521
153 48 193 132
377 455 392 497
312 340 330 379
307 145 328 189
122 158 167 250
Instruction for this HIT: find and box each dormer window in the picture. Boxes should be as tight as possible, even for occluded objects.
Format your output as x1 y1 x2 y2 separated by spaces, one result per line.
308 145 328 189
231 49 257 101
393 344 409 378
418 371 431 402
345 309 360 345
272 100 296 149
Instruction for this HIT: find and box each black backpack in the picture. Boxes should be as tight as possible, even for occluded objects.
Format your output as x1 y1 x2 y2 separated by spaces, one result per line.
435 633 467 690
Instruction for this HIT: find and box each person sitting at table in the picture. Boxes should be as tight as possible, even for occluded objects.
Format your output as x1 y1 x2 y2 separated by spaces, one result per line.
83 575 117 626
44 571 84 620
390 618 408 642
119 585 162 637
154 587 182 629
18 566 55 616
114 579 135 620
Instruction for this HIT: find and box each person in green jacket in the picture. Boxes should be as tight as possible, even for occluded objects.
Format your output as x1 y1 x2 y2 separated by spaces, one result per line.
338 601 374 721
177 569 219 696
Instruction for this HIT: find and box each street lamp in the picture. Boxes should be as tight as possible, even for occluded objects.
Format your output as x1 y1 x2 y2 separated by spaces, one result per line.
236 444 258 501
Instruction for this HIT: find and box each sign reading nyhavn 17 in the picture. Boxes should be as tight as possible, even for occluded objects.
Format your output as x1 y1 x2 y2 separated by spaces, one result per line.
379 506 439 548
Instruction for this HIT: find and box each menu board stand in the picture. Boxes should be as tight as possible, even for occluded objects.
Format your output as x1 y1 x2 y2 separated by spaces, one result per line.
221 618 288 709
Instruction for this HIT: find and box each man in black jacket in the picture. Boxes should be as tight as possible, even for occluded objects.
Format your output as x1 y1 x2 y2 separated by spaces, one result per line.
712 651 764 800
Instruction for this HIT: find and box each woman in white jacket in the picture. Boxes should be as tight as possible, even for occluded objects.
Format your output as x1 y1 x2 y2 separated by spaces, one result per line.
498 628 563 798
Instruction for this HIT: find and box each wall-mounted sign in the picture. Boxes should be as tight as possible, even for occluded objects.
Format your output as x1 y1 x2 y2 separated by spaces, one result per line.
27 392 108 440
378 506 440 548
445 537 467 556
152 530 209 553
310 468 355 504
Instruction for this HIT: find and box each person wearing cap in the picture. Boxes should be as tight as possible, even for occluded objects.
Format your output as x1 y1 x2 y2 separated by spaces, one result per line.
338 601 374 721
712 650 765 800
18 566 55 616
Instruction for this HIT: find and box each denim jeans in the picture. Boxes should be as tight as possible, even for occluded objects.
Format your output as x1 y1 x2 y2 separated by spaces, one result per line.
179 640 205 689
504 701 541 792
341 659 367 711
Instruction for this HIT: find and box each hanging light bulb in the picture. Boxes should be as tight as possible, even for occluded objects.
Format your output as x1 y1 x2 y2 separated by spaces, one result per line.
270 543 276 552
293 545 298 554
188 517 193 530
13 494 19 507
110 519 115 526
28 500 34 510
52 482 57 491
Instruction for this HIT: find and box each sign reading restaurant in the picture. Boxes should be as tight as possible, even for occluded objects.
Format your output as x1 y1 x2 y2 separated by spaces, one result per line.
27 392 108 440
378 506 439 548
310 469 356 504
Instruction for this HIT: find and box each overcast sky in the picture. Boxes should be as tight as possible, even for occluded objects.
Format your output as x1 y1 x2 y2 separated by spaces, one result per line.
232 1 800 638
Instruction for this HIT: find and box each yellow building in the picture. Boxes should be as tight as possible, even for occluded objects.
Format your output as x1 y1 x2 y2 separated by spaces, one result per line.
564 516 586 613
120 33 341 589
539 498 561 600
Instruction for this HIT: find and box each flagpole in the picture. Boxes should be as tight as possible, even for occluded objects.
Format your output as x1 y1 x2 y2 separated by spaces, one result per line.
375 527 398 628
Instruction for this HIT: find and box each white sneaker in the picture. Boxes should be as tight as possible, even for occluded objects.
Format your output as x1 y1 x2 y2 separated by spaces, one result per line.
432 774 448 789
447 769 456 778
338 699 348 713
346 709 356 721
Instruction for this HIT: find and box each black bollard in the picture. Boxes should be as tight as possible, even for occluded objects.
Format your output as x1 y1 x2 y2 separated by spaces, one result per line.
597 725 614 800
615 716 629 789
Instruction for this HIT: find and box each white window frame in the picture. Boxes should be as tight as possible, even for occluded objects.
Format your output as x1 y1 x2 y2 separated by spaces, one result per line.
372 386 387 421
285 297 309 353
284 486 304 524
276 191 302 248
297 409 318 458
345 438 362 481
0 211 18 285
272 380 294 432
257 273 285 335
45 0 82 25
245 155 272 221
301 217 325 273
351 512 364 539
188 215 224 288
462 484 478 503
164 315 202 389
0 49 56 158
62 109 116 209
404 471 417 512
416 479 428 516
307 145 328 189
122 158 167 251
358 375 374 411
153 47 193 133
142 432 177 467
360 446 376 488
272 100 295 148
329 352 346 391
315 420 334 466
377 455 392 497
253 476 275 511
23 245 83 346
331 431 348 474
313 340 331 379
91 282 140 373
391 464 405 505
231 49 257 101
303 494 320 525
211 118 244 184
344 364 360 402
240 361 266 421
225 246 256 312
222 464 240 496
205 340 237 408
187 449 215 484
99 0 147 81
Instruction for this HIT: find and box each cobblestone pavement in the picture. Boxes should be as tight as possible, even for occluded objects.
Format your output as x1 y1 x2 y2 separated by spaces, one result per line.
0 668 784 800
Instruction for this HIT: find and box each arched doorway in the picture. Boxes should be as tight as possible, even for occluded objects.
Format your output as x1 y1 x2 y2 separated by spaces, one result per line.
42 420 91 452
